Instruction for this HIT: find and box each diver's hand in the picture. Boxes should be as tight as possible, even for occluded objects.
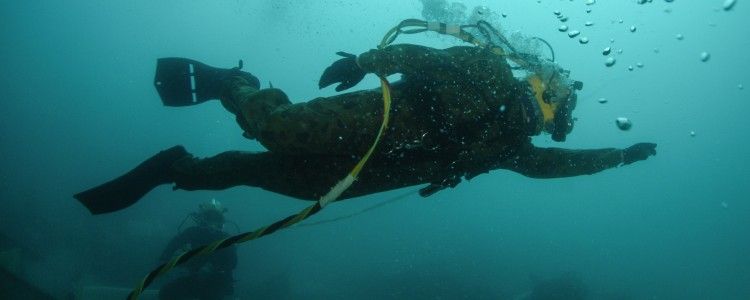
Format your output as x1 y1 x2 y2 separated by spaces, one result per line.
319 52 367 92
623 143 657 165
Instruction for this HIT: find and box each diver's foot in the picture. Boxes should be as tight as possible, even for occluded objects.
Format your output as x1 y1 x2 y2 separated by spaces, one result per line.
74 145 190 215
196 59 260 103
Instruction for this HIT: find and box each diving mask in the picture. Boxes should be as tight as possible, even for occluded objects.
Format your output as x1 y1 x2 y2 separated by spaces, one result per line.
526 64 582 141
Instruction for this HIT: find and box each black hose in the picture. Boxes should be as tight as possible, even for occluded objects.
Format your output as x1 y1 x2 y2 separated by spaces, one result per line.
531 37 555 62
476 20 519 54
296 190 417 228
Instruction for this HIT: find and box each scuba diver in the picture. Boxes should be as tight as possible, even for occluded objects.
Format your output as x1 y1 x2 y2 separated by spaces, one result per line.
74 20 657 214
158 199 236 300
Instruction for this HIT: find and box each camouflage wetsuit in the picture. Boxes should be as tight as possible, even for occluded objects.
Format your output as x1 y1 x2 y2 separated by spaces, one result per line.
170 44 626 200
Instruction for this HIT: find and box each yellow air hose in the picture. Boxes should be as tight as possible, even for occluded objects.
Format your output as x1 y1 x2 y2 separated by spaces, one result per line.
127 76 393 300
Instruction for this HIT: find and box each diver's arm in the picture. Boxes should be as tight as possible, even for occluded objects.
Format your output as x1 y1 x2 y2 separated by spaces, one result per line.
500 143 631 178
356 44 454 77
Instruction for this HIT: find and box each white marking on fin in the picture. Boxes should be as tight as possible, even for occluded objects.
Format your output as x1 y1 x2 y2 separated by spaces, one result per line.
189 64 197 103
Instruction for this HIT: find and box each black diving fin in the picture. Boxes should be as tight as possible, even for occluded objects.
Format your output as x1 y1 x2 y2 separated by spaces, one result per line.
74 146 189 214
154 58 260 107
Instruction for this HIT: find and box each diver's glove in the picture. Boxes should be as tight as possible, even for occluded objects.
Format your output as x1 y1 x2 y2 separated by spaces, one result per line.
622 143 657 165
319 52 367 92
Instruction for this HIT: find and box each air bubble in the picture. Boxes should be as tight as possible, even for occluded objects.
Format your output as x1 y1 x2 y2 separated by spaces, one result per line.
615 117 632 131
605 57 616 67
724 0 737 11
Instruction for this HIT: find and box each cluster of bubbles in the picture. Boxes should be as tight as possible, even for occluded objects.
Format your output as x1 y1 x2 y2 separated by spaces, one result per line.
553 0 596 47
419 0 472 24
546 0 739 71
638 0 737 12
419 0 545 58
550 3 645 72
420 0 742 133
419 0 503 28
543 0 742 131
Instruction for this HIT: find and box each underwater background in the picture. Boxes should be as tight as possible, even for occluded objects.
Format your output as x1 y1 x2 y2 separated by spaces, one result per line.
1 0 748 299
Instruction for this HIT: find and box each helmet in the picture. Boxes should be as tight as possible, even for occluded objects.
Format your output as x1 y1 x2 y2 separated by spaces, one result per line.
194 198 227 229
526 62 582 141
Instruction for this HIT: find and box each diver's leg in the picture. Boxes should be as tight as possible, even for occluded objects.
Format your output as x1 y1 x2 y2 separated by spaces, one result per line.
72 146 350 214
219 74 384 155
74 146 465 215
258 90 384 155
171 151 353 200
171 150 457 201
219 76 292 140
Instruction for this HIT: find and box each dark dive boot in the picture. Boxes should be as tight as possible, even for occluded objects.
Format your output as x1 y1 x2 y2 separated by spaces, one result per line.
74 146 189 215
154 58 260 107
